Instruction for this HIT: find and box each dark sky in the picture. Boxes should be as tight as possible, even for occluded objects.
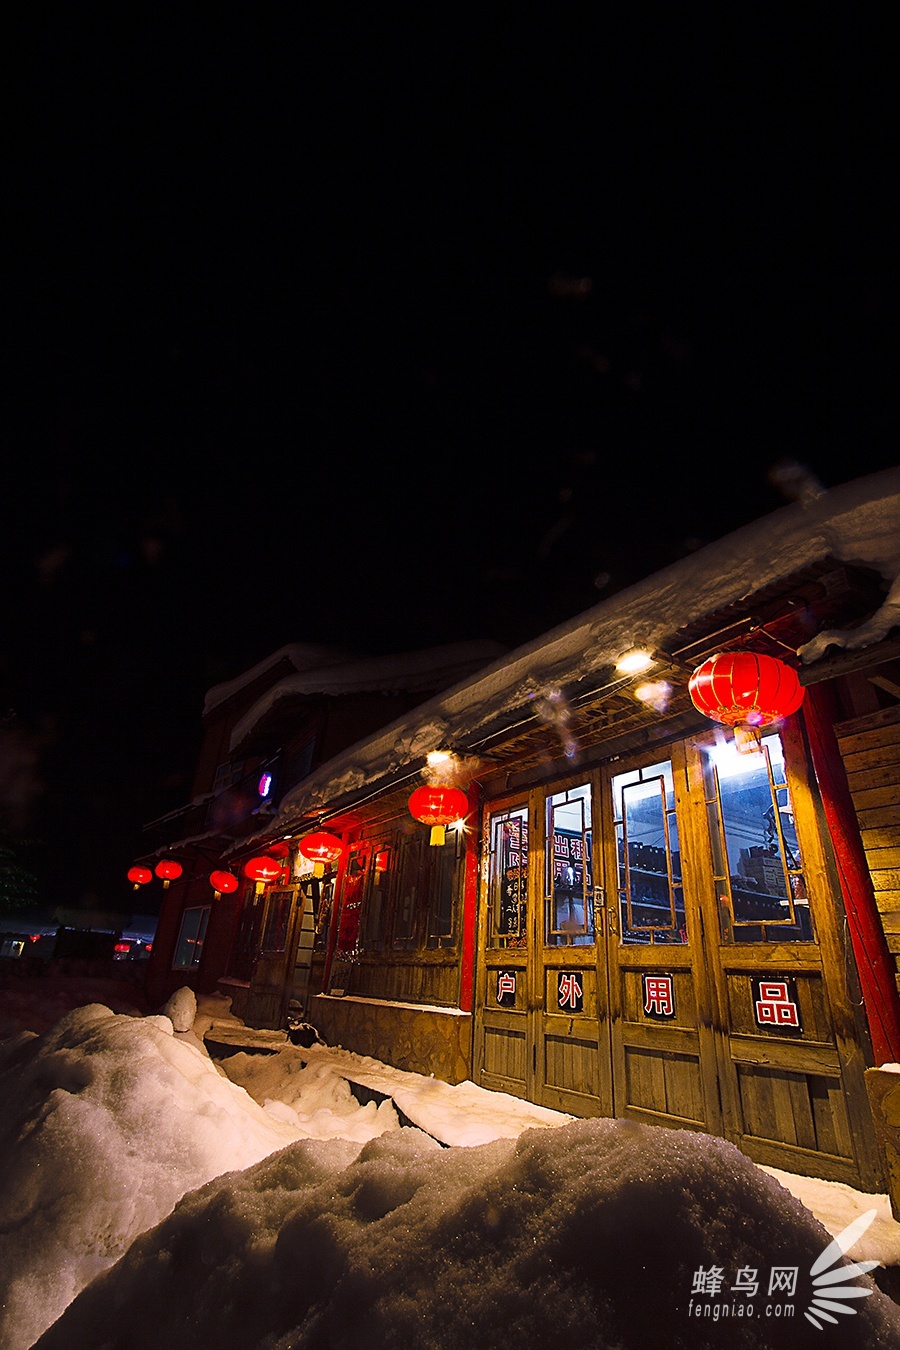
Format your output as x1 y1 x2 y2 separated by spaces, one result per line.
3 14 898 913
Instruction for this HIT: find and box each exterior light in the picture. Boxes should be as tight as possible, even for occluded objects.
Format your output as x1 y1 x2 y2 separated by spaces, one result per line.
208 869 239 899
688 651 804 753
615 649 655 675
127 865 153 890
408 784 469 846
297 831 344 878
154 860 183 889
243 855 283 894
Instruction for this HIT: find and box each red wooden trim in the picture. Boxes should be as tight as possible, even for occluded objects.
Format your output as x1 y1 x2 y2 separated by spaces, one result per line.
321 834 352 992
802 682 900 1065
458 785 481 1014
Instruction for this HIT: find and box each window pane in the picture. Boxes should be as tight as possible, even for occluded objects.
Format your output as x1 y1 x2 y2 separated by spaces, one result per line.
173 906 210 969
262 890 292 952
360 845 391 950
488 806 528 948
391 836 421 949
545 783 594 946
703 733 812 943
427 827 464 948
612 761 686 945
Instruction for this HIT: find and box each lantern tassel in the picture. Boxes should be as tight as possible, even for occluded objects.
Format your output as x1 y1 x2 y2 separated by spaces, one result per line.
734 724 762 754
429 824 446 847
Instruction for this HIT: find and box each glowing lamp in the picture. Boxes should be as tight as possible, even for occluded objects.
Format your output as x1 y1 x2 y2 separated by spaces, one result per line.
244 855 282 893
688 651 804 752
154 859 183 889
127 865 153 890
208 869 239 899
297 830 344 877
408 784 469 846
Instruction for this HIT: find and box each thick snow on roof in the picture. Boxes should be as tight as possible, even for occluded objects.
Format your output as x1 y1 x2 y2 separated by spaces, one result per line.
267 466 900 830
202 643 349 716
227 639 507 754
3 990 900 1347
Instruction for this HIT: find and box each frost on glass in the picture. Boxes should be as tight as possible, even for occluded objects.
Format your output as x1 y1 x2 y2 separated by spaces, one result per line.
545 783 594 946
703 733 812 944
612 760 686 946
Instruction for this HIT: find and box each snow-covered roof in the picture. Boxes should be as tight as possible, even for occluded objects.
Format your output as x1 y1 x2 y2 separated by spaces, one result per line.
263 467 900 834
227 640 507 753
202 644 350 717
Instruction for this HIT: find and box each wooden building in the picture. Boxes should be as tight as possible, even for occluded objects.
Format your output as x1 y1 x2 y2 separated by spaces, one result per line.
141 639 505 1010
221 467 900 1193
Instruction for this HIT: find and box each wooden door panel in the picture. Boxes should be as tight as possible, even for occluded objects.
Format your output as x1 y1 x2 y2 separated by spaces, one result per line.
623 1044 707 1126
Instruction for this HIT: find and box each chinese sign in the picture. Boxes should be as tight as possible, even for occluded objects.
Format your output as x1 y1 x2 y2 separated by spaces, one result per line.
642 973 675 1019
752 977 802 1032
496 969 517 1007
557 970 584 1013
499 816 527 942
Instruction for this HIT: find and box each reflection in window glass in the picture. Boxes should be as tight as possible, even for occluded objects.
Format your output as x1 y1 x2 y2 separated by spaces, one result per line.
488 806 528 948
392 836 421 949
173 905 210 969
703 733 812 943
313 877 336 951
427 825 464 949
261 889 292 952
546 784 594 946
360 845 391 950
612 761 687 945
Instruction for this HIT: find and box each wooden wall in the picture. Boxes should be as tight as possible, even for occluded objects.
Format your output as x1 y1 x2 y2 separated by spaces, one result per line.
836 706 900 992
310 993 472 1082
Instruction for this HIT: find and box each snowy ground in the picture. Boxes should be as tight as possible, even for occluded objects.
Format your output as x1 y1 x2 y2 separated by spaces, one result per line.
2 981 900 1348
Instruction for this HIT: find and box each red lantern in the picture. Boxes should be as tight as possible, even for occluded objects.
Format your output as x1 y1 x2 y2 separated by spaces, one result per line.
688 651 804 752
154 859 183 889
243 855 282 893
298 830 344 877
208 869 239 899
408 784 469 846
127 865 153 891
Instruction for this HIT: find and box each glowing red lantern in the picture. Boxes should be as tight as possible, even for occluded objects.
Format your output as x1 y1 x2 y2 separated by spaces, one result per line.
408 784 469 846
208 869 239 899
243 855 282 893
154 859 183 889
127 865 153 891
688 651 804 751
297 830 344 877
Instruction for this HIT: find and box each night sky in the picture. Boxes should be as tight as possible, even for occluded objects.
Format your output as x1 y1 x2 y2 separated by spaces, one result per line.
3 15 898 915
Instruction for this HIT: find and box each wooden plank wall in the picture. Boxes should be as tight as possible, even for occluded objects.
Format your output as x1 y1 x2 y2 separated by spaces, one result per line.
836 706 900 992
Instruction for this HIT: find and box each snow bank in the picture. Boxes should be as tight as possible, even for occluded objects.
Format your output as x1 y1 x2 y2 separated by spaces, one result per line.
0 1004 303 1350
34 1118 900 1349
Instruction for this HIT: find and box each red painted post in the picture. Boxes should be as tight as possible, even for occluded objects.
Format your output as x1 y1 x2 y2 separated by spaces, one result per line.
458 784 481 1014
802 682 900 1065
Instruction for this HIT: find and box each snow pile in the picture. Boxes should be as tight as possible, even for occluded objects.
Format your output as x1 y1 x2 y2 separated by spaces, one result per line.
34 1117 900 1350
225 1052 402 1142
0 1004 304 1350
265 1040 575 1145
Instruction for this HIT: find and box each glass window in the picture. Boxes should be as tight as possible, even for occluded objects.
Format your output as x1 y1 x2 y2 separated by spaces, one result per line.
426 824 465 949
173 906 210 969
612 760 687 945
313 876 336 952
391 835 421 949
545 783 594 946
702 733 812 943
261 889 292 953
488 806 528 948
359 844 391 950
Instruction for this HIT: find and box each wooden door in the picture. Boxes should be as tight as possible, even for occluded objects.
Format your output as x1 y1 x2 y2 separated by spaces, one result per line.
684 724 882 1188
473 796 532 1099
244 885 304 1028
600 745 722 1135
532 777 612 1116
